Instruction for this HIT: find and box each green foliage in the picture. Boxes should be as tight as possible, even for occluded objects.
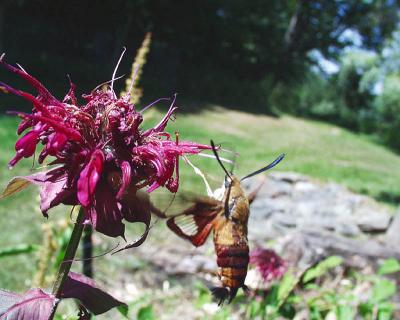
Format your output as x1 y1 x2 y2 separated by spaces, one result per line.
117 304 129 318
268 21 400 154
137 305 155 320
371 278 396 302
1 0 398 114
303 256 343 283
359 271 397 320
53 223 73 270
268 72 339 119
2 106 400 294
237 257 399 320
194 282 213 308
378 258 400 275
0 244 38 258
375 74 400 150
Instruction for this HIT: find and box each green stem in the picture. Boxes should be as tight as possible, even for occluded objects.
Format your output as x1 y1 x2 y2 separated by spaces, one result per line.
48 206 85 319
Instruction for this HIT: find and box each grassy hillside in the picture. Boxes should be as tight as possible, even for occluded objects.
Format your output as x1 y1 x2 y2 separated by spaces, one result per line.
163 106 400 202
1 106 400 290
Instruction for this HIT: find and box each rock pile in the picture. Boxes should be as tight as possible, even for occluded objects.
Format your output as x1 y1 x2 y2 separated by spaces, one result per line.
245 172 400 268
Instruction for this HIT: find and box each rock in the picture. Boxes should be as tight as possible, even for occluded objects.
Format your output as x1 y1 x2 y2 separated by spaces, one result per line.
269 172 309 184
335 222 360 237
356 209 392 232
294 181 318 193
132 171 399 285
386 210 400 249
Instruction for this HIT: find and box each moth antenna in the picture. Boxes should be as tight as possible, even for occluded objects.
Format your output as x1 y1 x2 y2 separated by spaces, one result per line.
110 47 126 96
210 140 232 180
241 153 285 181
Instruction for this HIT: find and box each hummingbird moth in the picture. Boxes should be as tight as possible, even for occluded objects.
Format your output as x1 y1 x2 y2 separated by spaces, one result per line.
157 141 285 305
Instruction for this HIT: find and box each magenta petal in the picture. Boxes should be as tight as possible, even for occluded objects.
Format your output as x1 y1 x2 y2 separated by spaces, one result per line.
39 171 75 216
22 113 83 143
61 272 127 315
9 130 39 167
15 130 38 155
143 94 178 136
78 150 104 207
146 181 160 193
86 183 124 238
116 161 131 200
0 288 55 320
46 132 68 155
0 81 51 117
63 79 77 105
17 118 33 135
0 59 63 107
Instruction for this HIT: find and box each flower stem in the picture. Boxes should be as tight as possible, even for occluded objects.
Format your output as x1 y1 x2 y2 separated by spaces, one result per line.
82 225 93 278
49 206 85 319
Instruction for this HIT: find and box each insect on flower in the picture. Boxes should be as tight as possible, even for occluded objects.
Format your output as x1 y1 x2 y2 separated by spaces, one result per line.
155 141 285 305
0 52 212 243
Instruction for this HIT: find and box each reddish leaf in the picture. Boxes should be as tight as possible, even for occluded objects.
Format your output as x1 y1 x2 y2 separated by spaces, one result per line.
61 272 127 315
0 288 55 320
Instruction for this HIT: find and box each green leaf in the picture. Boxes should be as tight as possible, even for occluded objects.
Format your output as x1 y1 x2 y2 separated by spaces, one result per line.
378 258 400 275
377 302 394 320
303 256 343 283
372 278 396 302
117 304 129 317
337 305 354 320
0 244 38 258
359 302 373 317
264 272 299 311
277 273 298 307
137 305 154 320
53 226 73 269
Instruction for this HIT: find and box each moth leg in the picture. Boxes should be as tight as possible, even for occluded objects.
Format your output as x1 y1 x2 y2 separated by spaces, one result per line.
149 201 168 218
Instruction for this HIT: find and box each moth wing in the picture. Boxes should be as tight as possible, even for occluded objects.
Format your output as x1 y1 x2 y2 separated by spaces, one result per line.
167 198 223 247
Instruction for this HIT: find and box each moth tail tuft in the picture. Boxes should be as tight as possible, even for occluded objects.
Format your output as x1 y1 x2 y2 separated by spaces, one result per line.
210 287 239 306
211 287 230 306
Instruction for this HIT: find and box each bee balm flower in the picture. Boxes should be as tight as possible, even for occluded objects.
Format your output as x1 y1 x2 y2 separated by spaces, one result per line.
0 56 211 238
249 248 286 282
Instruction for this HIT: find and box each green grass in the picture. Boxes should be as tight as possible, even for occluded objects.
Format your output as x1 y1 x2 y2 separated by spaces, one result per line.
1 106 400 291
161 107 400 202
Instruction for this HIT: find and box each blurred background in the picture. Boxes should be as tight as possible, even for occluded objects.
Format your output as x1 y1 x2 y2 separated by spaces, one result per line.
1 1 400 319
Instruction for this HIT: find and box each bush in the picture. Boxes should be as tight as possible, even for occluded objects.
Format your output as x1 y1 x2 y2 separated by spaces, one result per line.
375 74 400 150
268 72 341 120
